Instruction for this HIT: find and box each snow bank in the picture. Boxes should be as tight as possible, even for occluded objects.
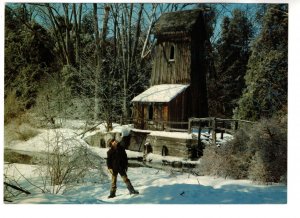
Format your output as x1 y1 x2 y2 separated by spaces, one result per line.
5 128 88 154
149 131 192 139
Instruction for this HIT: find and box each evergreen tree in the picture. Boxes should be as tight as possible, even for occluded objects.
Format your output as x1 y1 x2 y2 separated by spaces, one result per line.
5 5 56 109
212 9 253 118
234 4 288 121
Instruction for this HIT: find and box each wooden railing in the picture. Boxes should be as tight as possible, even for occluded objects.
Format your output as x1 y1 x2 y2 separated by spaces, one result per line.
135 119 189 132
130 117 255 144
188 117 255 144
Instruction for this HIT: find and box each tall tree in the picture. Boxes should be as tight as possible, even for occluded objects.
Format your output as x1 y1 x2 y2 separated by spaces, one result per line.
212 9 253 117
5 5 55 109
110 3 147 122
234 4 288 121
93 4 110 121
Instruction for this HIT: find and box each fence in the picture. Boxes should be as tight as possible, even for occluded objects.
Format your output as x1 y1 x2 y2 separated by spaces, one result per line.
130 117 255 144
188 117 255 144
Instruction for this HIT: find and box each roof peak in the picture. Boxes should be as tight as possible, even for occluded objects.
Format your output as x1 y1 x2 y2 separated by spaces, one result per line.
153 9 204 35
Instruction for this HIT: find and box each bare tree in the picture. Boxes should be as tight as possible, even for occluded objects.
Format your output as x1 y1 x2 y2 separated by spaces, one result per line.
72 3 83 64
93 4 110 121
110 3 147 122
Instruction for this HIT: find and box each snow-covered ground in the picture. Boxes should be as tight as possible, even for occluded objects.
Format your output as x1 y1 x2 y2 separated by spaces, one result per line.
4 163 286 204
1 120 293 218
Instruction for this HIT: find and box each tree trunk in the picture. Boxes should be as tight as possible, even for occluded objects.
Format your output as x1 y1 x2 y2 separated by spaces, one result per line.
73 3 82 65
93 4 110 121
63 3 73 65
93 3 101 121
46 4 69 65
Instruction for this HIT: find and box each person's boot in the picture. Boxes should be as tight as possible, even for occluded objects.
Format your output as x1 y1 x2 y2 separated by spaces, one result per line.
108 190 116 198
126 181 139 195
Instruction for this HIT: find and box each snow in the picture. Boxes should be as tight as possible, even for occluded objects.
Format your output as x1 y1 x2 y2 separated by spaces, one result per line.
2 121 292 218
149 130 192 139
131 84 189 102
4 164 286 204
111 124 134 137
4 128 86 154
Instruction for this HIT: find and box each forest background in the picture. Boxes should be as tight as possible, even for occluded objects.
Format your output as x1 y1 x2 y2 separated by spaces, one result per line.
3 2 288 126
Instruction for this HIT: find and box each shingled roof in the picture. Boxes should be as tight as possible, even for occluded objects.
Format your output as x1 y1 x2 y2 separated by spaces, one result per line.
153 9 203 35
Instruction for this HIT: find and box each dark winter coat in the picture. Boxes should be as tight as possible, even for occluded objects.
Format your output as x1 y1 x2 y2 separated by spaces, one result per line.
106 144 128 172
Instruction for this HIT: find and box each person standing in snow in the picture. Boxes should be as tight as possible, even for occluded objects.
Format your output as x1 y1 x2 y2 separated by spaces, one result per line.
106 138 139 198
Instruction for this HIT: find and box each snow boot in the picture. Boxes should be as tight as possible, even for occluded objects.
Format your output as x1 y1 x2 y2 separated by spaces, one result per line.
126 181 139 195
108 190 116 198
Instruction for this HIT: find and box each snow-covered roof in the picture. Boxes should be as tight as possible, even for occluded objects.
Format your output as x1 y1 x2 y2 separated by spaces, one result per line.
131 84 189 103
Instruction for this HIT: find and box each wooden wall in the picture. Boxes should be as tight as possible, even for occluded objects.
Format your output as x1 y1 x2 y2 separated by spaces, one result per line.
133 102 168 130
167 87 189 129
134 13 209 129
132 89 190 130
151 40 191 85
145 134 197 158
189 19 208 118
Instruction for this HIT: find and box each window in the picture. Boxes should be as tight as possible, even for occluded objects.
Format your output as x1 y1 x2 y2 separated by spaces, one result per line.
148 104 153 120
169 45 175 61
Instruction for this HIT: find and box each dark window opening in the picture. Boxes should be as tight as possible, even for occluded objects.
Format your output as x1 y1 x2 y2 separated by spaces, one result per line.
148 104 153 120
145 143 153 154
162 146 168 156
169 45 175 61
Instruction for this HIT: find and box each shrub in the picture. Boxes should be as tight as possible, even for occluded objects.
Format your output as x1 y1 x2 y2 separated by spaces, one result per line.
199 129 252 179
4 89 25 124
198 116 287 183
37 130 108 194
247 117 287 183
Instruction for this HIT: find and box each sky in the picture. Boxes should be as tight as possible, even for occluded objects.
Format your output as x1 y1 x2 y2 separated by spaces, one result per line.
3 1 264 43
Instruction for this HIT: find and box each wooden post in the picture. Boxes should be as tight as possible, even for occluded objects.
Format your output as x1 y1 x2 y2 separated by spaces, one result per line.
211 117 216 145
235 121 239 130
221 121 224 140
188 118 192 134
197 120 202 148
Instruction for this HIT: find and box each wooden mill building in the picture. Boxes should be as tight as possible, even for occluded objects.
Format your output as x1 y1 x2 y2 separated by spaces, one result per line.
132 9 209 131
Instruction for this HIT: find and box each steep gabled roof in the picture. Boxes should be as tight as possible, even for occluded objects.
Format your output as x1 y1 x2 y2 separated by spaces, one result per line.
131 84 189 103
153 9 203 35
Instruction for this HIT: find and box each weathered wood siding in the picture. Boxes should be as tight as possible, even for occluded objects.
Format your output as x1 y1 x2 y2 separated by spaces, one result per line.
133 89 189 130
133 9 209 129
168 88 189 129
133 103 144 129
189 23 208 118
145 135 196 158
151 40 191 85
